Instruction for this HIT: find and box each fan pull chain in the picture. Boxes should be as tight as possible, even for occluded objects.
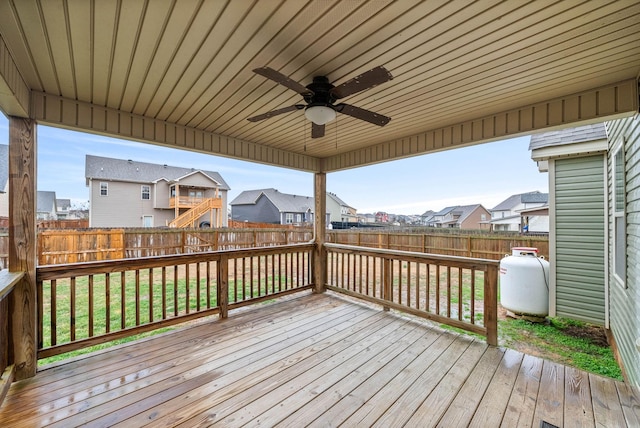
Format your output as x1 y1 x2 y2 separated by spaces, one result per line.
303 116 307 151
335 114 338 150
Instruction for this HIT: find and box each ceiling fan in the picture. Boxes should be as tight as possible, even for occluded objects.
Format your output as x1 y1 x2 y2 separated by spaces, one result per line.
247 66 393 138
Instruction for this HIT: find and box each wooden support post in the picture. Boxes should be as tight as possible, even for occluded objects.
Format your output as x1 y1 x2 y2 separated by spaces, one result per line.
383 258 391 311
8 117 37 380
217 255 228 319
313 172 327 294
484 264 499 346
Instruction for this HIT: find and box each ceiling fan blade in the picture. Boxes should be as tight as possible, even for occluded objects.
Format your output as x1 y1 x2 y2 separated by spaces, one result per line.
336 103 391 126
330 66 393 99
247 105 304 122
311 122 325 138
253 67 313 96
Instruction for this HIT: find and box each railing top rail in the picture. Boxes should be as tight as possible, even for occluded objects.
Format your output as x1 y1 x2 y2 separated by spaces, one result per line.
325 243 500 269
0 270 25 301
37 243 315 280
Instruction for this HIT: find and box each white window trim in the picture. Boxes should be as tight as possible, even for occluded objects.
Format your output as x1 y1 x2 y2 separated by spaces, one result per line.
141 185 151 200
100 182 108 196
612 141 626 288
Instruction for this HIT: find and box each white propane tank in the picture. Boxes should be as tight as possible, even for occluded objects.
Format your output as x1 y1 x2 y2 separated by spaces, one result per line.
499 247 550 317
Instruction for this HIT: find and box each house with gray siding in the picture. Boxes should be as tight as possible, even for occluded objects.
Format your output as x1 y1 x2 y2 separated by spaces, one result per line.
36 191 58 220
230 188 316 225
326 192 357 224
489 191 549 232
85 155 229 228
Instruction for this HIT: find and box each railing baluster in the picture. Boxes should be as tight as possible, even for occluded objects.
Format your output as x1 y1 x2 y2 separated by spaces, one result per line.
120 272 125 329
447 266 451 318
185 264 190 314
70 277 76 342
162 266 167 320
135 270 140 326
149 268 154 323
435 265 440 316
173 266 178 316
88 275 94 337
470 269 476 324
50 279 57 346
37 280 43 350
407 262 411 308
206 262 211 308
458 267 463 321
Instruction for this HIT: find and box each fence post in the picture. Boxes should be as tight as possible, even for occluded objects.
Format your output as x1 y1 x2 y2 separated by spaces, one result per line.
468 235 472 257
217 255 228 319
484 264 498 346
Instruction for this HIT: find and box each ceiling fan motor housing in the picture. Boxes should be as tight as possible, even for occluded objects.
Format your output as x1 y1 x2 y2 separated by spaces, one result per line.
305 76 336 109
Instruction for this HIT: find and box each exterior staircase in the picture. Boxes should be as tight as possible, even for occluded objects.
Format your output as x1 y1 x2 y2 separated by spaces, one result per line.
169 198 222 228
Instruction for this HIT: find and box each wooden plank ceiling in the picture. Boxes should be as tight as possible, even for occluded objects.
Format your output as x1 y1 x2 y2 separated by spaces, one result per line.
0 0 639 172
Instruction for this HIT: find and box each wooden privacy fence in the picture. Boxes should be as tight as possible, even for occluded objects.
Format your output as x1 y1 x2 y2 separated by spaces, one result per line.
36 244 314 358
327 230 549 260
326 243 499 345
3 228 313 266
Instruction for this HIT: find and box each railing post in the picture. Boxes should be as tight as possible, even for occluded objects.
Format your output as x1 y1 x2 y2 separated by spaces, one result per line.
8 116 37 380
484 264 498 346
313 172 327 293
383 258 391 311
217 255 229 319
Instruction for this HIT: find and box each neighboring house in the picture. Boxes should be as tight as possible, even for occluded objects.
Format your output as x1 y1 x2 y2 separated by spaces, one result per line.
531 119 640 386
489 191 548 232
56 198 71 219
420 210 436 226
424 205 490 229
85 155 229 228
37 191 58 220
358 213 376 224
326 192 357 223
375 212 389 223
230 188 317 225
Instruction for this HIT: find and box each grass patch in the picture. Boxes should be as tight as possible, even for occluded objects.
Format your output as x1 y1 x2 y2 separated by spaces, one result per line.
499 316 622 380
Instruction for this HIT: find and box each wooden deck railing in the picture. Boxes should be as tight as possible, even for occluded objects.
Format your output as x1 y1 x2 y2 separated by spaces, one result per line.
0 270 25 403
36 244 314 359
325 243 499 345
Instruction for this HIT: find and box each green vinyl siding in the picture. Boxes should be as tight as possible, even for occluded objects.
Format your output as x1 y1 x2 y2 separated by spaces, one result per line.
607 116 640 386
554 155 606 325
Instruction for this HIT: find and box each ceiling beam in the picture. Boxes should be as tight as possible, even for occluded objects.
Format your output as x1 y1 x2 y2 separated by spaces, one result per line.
323 79 639 172
0 33 29 118
30 91 321 173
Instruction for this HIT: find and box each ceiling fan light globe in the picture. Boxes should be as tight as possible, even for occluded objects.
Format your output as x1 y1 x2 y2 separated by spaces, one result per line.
305 105 336 125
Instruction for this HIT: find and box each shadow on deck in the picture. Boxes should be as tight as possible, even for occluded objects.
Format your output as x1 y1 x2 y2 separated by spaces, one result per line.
1 292 639 427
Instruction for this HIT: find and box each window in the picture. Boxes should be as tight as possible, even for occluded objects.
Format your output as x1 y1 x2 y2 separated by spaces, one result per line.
142 216 153 227
481 214 487 221
141 185 150 200
296 214 302 223
613 145 626 285
285 213 294 224
100 182 108 196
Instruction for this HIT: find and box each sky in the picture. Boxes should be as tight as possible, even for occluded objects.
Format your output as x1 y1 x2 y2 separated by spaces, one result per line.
0 115 548 215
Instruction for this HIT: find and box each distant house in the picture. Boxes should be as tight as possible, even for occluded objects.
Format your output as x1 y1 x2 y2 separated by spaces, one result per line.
489 191 548 232
37 191 58 220
358 213 376 224
326 192 357 224
420 210 436 226
230 188 318 225
85 155 229 228
424 205 490 229
56 198 71 219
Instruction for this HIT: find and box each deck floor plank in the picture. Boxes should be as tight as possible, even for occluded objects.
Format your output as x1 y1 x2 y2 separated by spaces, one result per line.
404 339 489 427
219 318 423 427
533 360 565 428
500 353 543 427
590 372 628 427
66 301 368 427
1 294 344 423
563 365 595 428
435 345 506 427
0 292 636 428
127 310 396 427
468 348 525 427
